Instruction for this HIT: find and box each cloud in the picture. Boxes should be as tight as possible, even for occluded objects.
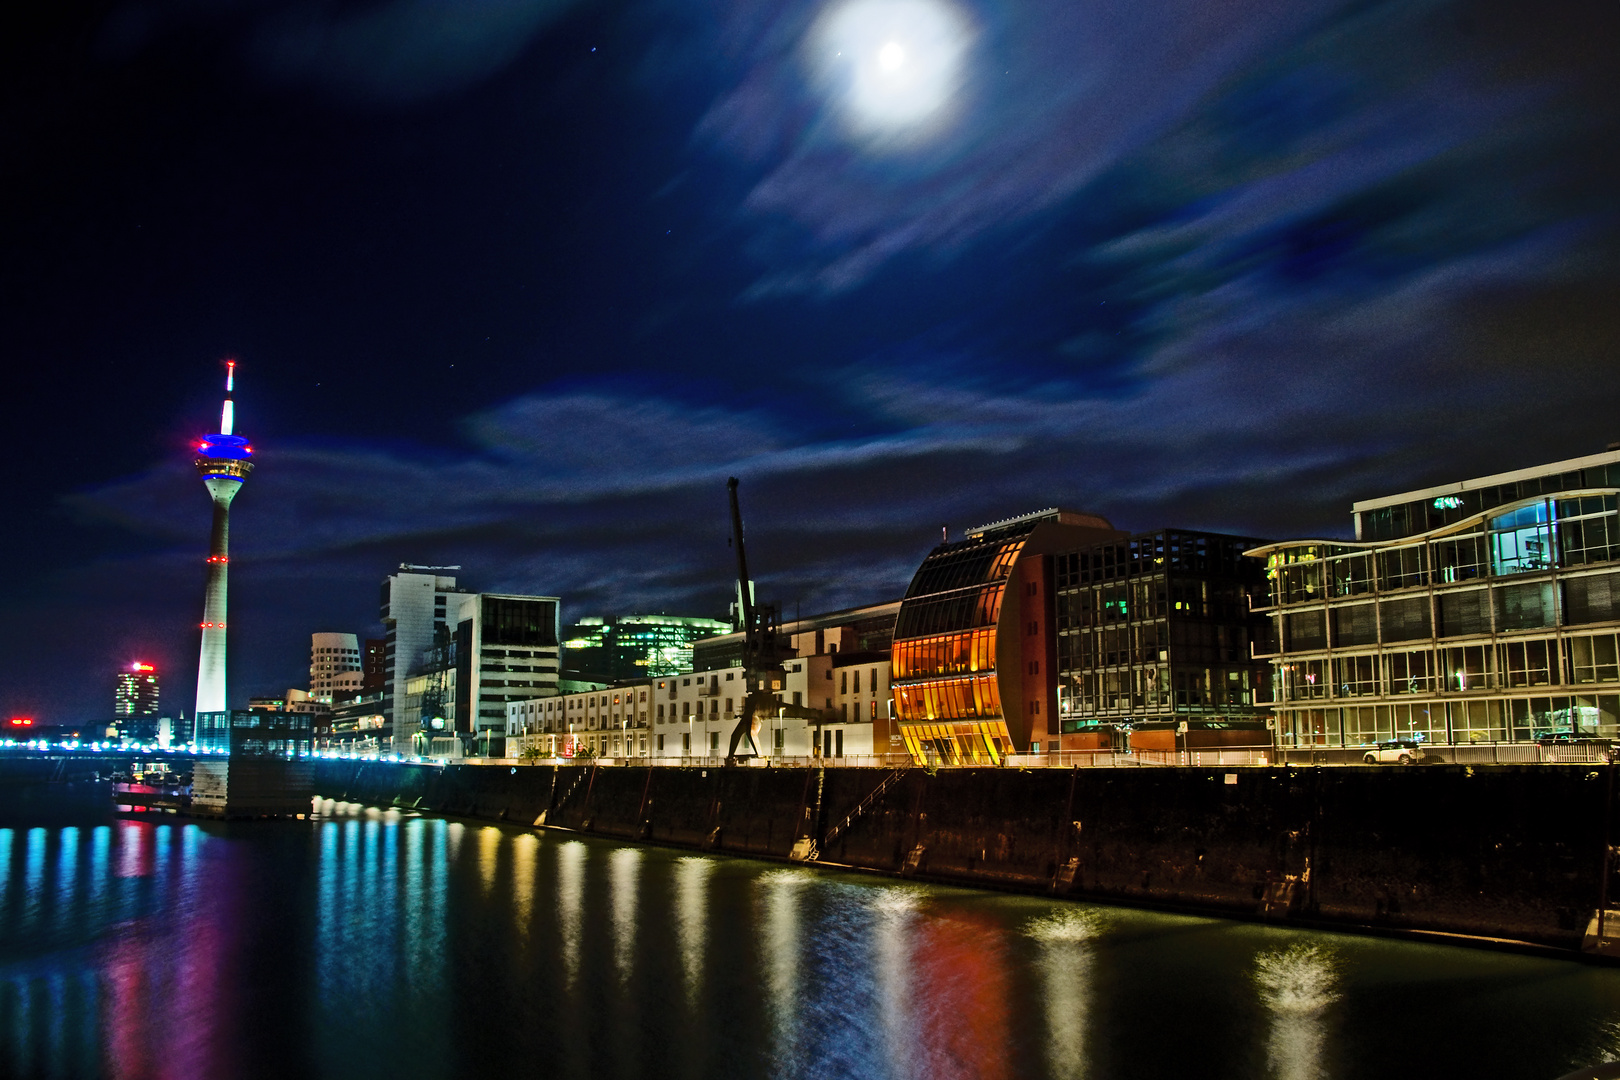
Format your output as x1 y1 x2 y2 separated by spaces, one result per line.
248 0 580 102
688 0 1339 294
678 0 1616 307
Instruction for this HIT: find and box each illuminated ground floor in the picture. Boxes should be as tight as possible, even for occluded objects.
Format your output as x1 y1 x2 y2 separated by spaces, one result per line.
1274 691 1620 746
896 718 1012 765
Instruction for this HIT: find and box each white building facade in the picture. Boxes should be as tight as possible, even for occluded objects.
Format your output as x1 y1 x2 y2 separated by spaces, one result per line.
309 632 363 704
380 568 470 750
505 601 903 763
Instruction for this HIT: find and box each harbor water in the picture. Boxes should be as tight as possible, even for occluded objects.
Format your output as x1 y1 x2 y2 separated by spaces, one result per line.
2 783 1620 1079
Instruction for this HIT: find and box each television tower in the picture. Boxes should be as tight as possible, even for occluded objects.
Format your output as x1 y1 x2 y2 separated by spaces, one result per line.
193 361 254 715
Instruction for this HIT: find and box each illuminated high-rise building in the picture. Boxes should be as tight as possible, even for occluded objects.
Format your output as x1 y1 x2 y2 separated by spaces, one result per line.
115 662 160 717
309 632 362 703
193 361 254 715
562 614 732 683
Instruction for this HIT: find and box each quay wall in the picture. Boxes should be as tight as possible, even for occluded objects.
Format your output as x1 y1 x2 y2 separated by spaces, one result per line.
311 759 1616 951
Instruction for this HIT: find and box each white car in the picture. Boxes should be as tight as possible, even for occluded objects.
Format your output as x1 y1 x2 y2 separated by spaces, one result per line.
1363 739 1426 765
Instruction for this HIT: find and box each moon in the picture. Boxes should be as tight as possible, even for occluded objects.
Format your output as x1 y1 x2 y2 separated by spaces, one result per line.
810 0 972 140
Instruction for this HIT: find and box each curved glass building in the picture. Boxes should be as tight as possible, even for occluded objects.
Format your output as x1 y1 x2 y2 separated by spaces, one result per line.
1249 450 1620 748
891 509 1123 764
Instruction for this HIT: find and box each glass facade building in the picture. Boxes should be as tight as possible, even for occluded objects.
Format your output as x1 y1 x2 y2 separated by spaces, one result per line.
196 710 314 756
1250 450 1620 747
562 615 732 683
891 509 1123 764
1054 530 1273 748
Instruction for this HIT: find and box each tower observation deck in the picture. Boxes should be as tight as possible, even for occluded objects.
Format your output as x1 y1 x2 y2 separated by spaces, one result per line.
194 361 254 716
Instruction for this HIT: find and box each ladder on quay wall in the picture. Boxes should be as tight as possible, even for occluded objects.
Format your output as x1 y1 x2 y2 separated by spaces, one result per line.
795 766 910 862
537 765 593 827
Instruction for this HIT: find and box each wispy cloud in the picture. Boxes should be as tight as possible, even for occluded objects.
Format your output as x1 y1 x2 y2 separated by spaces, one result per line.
251 0 581 103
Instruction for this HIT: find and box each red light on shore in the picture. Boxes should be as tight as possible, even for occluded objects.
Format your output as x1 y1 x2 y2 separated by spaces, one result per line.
9 717 33 727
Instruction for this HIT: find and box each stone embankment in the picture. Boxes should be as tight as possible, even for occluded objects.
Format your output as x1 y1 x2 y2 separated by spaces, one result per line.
311 758 1616 953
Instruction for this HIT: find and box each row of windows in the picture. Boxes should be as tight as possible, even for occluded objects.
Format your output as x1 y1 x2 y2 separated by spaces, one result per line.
904 536 1026 599
893 674 1001 724
1057 621 1254 668
1062 666 1261 715
1276 633 1620 700
1271 573 1620 652
900 721 1008 765
891 628 997 680
1056 579 1254 626
1359 471 1620 542
894 582 1008 639
1278 695 1620 746
1053 531 1262 588
1267 497 1620 605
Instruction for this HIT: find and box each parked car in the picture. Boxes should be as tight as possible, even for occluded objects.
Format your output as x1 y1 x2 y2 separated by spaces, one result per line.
1362 739 1427 765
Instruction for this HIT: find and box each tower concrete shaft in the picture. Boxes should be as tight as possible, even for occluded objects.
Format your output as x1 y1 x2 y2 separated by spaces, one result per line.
193 361 254 717
195 476 242 714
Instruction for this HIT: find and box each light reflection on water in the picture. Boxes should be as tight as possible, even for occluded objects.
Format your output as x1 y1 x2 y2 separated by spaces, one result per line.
1027 908 1101 1080
674 855 712 1007
609 846 641 984
4 794 1620 1080
872 888 924 1080
556 839 586 990
1254 944 1338 1080
759 868 814 1075
511 831 539 941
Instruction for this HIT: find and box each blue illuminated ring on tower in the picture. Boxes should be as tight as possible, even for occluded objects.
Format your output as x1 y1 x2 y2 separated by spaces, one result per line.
195 434 255 480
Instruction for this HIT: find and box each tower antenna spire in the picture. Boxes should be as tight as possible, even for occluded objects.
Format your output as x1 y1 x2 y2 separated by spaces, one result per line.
221 359 236 435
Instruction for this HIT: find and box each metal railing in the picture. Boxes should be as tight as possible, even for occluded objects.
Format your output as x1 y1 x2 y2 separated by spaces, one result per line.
432 741 1617 769
1275 740 1615 766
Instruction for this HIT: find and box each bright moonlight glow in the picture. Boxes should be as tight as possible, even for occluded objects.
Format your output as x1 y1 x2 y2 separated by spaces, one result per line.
811 0 971 138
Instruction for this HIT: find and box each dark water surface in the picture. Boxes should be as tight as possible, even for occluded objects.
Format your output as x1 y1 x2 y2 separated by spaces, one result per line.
3 783 1620 1080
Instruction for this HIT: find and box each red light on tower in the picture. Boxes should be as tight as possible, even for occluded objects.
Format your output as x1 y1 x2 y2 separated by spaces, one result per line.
132 662 154 672
9 717 34 727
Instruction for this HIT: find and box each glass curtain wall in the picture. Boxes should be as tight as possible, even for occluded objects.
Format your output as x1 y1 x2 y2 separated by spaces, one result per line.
1256 491 1620 747
891 528 1029 765
1054 531 1271 733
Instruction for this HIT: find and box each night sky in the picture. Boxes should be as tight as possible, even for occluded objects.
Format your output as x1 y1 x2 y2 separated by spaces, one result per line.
3 0 1617 722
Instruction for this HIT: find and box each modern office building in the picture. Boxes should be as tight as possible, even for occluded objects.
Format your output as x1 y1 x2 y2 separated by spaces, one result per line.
891 509 1124 765
379 567 471 749
1250 449 1620 747
114 662 160 718
323 692 387 751
309 632 362 703
561 614 731 683
1053 529 1273 752
193 361 253 715
399 591 561 753
362 638 387 695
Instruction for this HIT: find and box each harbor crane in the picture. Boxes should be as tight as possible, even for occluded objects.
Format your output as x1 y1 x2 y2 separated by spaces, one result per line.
723 477 835 765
